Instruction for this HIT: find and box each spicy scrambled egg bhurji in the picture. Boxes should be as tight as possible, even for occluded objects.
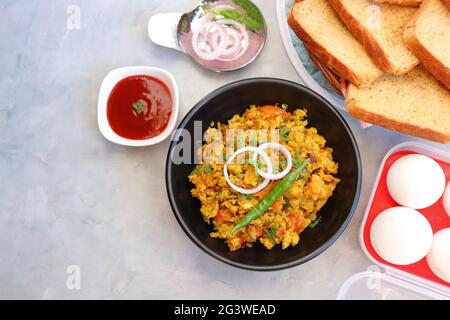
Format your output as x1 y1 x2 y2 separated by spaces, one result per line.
188 105 340 251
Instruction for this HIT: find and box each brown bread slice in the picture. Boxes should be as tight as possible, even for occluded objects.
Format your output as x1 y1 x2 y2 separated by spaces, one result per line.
329 0 419 75
346 66 450 143
288 0 383 87
374 0 422 6
404 0 450 89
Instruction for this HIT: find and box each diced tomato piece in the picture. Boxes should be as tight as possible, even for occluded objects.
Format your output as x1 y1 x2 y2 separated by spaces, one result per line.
288 213 304 233
216 210 233 222
259 105 289 119
272 200 282 211
253 225 263 238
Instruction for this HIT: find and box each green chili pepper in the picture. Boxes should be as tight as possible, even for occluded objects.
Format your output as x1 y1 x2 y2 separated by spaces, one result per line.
230 159 310 234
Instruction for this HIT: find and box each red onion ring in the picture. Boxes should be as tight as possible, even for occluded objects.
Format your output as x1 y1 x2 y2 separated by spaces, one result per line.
192 21 228 61
209 27 242 59
215 19 249 61
220 28 243 58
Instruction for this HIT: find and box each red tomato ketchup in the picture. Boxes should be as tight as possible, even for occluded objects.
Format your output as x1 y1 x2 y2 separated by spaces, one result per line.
107 75 172 140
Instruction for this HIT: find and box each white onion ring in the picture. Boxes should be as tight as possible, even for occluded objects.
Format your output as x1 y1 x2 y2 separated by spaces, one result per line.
209 27 242 59
217 28 243 59
252 143 293 180
223 147 273 195
216 19 249 61
192 21 228 61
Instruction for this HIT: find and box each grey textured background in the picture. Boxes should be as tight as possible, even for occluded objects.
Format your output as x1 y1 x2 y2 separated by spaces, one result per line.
0 0 448 299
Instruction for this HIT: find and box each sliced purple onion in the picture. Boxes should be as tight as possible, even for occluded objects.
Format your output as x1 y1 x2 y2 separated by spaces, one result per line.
210 27 242 59
216 19 249 61
191 21 228 61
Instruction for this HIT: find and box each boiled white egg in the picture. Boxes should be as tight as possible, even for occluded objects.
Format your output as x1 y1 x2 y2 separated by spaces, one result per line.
427 228 450 283
387 154 445 209
370 207 433 265
443 182 450 218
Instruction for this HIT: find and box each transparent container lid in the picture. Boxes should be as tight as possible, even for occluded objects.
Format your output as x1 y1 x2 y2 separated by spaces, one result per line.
337 272 450 300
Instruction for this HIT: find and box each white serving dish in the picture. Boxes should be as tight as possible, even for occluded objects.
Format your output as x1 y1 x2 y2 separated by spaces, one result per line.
98 66 179 147
337 142 450 300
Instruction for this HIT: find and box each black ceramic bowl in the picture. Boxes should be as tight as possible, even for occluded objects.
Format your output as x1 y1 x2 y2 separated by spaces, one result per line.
166 78 361 271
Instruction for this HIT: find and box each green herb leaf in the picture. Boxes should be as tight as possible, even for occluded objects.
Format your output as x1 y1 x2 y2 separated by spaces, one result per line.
202 165 212 174
210 8 261 32
238 194 254 201
309 217 322 229
267 226 277 241
210 121 215 127
281 104 289 110
279 127 290 142
190 166 200 176
132 101 144 115
232 0 264 31
180 15 189 33
190 165 213 176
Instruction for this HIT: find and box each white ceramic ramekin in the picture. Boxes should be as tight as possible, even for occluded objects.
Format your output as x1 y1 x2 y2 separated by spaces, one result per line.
98 66 179 146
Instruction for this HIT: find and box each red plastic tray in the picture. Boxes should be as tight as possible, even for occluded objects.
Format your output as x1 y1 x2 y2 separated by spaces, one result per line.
362 150 450 288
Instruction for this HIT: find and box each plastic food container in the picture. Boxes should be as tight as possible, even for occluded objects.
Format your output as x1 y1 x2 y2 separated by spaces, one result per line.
338 142 450 300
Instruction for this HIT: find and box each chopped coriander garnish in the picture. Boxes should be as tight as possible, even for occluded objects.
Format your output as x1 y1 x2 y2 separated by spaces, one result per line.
180 15 189 33
190 166 200 176
281 104 289 110
267 226 277 241
279 127 290 142
190 164 213 175
309 217 322 229
132 101 144 115
202 165 212 174
238 194 254 201
210 121 215 127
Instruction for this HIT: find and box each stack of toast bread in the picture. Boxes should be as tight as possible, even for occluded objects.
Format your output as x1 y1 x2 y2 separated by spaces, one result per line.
288 0 450 143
